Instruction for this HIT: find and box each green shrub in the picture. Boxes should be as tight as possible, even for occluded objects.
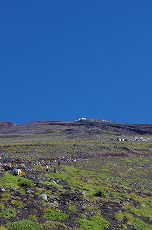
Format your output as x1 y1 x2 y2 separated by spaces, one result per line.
7 219 43 230
93 188 107 198
75 214 109 230
0 208 16 219
18 178 33 187
43 221 68 230
43 208 68 221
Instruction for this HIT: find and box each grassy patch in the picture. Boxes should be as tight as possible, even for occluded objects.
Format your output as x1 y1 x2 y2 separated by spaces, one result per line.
43 221 68 230
28 215 38 222
75 214 109 230
1 192 11 201
133 217 152 230
114 212 134 225
7 219 43 230
11 200 23 208
46 166 101 196
68 203 77 213
0 173 19 188
93 187 107 198
130 206 152 221
43 208 68 221
0 203 5 210
0 208 16 219
114 212 152 229
124 196 152 221
18 178 33 187
40 181 64 192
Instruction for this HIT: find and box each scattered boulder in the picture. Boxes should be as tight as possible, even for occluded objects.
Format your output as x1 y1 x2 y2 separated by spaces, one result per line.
3 163 12 171
39 193 48 201
0 188 6 192
19 163 26 169
26 188 32 194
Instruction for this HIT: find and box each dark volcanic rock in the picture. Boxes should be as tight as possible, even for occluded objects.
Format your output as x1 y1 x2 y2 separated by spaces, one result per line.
0 122 15 128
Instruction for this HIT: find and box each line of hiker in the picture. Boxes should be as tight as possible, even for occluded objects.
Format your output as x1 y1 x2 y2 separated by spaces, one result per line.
0 152 80 177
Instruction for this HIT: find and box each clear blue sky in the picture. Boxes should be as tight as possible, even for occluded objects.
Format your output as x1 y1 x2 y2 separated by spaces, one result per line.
0 1 152 124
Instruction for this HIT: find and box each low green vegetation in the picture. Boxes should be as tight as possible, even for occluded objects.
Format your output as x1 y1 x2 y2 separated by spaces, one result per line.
43 208 68 221
0 203 5 210
28 215 38 222
124 200 152 221
133 217 152 230
0 208 16 219
1 192 11 201
6 219 43 230
43 221 68 230
114 212 133 224
11 200 23 208
18 178 33 187
40 181 64 192
0 173 19 188
68 203 77 213
114 211 152 230
75 215 109 230
93 187 107 198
